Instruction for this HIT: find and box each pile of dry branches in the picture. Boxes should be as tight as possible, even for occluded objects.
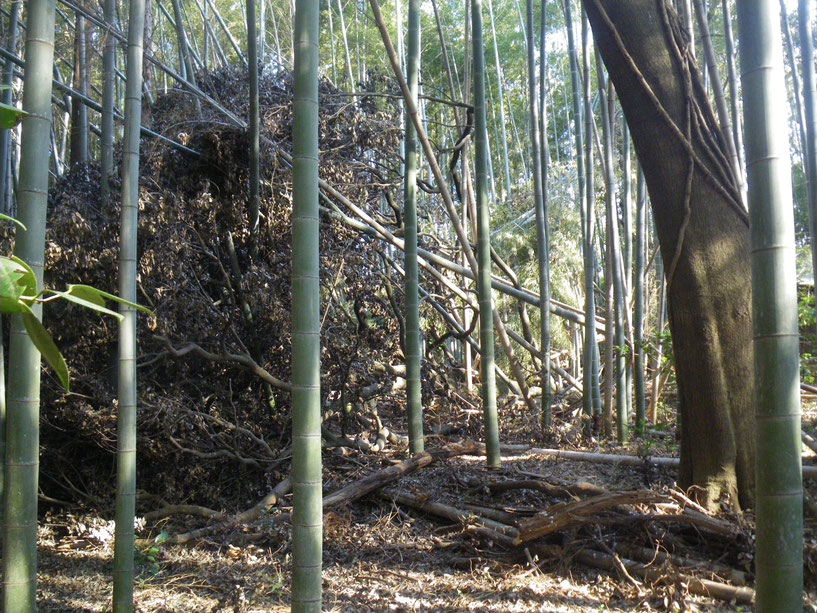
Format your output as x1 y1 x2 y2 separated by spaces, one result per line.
34 65 466 509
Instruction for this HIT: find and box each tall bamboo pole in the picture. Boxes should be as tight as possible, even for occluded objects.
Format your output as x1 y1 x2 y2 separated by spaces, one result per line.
473 0 500 468
336 0 355 94
2 0 56 609
0 0 19 519
563 0 594 421
101 0 116 204
721 0 745 181
527 0 551 429
70 13 88 166
800 0 817 289
633 165 647 431
648 254 665 423
0 0 19 213
291 0 322 609
598 69 627 443
780 0 807 164
114 0 146 607
486 0 512 200
247 0 260 257
737 2 803 609
404 0 423 454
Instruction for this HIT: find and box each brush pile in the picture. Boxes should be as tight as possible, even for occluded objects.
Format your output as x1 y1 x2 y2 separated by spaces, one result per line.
33 65 462 509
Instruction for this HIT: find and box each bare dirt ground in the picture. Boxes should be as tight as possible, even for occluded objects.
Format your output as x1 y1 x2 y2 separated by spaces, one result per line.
32 399 817 612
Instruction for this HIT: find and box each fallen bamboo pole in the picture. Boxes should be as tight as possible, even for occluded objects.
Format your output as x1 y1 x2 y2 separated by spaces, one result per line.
497 444 817 478
573 548 754 605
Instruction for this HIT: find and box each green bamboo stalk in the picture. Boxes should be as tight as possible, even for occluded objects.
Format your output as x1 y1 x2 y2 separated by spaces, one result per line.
336 0 355 93
722 0 745 181
780 0 807 164
404 0 423 454
69 13 88 166
621 122 633 425
563 0 594 421
291 0 322 610
2 0 56 609
114 0 146 608
597 68 627 443
800 0 817 292
0 0 20 522
0 0 19 213
247 0 260 257
486 0 512 200
101 0 116 204
539 0 548 174
472 0 500 468
526 0 551 429
633 165 647 432
737 2 803 610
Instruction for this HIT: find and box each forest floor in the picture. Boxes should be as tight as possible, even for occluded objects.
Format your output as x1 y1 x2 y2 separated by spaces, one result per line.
32 397 817 612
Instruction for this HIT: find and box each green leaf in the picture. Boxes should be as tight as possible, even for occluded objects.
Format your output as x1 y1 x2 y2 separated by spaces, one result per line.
44 289 124 321
0 102 25 130
66 284 154 316
0 213 26 231
0 256 29 313
20 303 69 392
9 256 38 298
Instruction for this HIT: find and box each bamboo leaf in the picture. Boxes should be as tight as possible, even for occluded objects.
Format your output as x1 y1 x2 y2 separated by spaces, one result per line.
0 213 26 230
0 102 26 129
66 284 154 315
44 290 124 321
9 255 38 298
20 304 69 392
0 256 29 313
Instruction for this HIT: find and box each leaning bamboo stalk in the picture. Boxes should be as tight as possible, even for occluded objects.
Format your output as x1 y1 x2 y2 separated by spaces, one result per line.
202 0 247 66
693 0 745 205
0 48 199 156
368 0 479 281
312 178 605 331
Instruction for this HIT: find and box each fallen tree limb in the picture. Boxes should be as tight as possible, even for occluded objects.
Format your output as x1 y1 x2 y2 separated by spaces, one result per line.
573 548 754 605
485 478 605 499
803 430 817 455
169 479 292 544
322 440 481 508
515 491 667 544
611 542 749 587
143 504 225 522
380 490 520 547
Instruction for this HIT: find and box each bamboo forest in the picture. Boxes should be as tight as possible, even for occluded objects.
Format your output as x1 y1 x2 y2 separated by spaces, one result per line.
1 0 817 610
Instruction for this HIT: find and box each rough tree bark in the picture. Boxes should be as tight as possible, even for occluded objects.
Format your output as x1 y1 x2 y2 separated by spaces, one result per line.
584 0 754 509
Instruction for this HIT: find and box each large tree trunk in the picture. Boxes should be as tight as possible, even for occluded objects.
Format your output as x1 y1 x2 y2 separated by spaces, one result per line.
584 0 754 509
